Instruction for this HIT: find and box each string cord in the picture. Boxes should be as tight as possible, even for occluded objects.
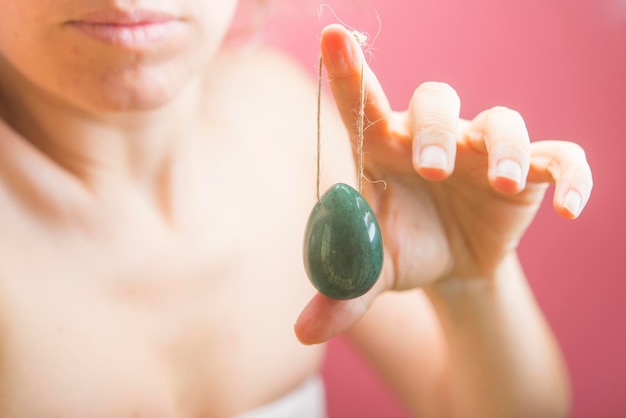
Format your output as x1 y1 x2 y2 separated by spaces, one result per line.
356 53 366 194
316 32 367 201
316 55 323 202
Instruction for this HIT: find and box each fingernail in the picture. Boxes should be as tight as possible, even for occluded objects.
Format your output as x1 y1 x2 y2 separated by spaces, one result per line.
563 190 583 217
420 145 448 170
496 159 522 184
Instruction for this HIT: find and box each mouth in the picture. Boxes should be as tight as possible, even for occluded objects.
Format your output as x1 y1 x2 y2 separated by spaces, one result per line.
65 9 186 49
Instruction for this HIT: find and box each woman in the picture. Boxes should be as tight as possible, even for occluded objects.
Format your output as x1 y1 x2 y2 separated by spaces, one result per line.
0 0 592 417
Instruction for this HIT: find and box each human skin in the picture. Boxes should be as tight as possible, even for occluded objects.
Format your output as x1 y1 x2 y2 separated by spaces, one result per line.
0 1 592 418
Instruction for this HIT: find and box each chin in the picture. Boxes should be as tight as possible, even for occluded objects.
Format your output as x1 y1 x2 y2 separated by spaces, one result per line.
90 65 194 112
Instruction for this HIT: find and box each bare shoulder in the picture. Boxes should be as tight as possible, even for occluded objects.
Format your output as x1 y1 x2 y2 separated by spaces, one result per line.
219 46 317 93
210 46 319 116
208 46 356 187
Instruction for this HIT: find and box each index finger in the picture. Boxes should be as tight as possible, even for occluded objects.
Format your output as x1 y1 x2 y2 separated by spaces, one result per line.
320 24 393 141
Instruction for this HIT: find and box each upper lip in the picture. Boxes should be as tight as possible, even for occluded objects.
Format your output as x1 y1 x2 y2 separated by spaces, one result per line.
69 9 181 25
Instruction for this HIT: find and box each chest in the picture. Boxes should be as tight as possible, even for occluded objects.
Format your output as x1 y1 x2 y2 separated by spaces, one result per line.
0 174 321 418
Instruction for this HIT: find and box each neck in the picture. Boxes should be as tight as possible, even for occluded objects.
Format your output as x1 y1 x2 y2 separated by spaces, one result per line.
0 61 207 196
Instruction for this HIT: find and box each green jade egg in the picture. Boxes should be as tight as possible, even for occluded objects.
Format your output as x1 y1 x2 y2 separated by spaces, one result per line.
303 183 384 299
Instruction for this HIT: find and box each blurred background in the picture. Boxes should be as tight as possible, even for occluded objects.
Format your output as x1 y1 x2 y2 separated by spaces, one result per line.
260 0 625 416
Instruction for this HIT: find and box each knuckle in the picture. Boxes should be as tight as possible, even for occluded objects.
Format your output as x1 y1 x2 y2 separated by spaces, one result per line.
564 142 592 182
487 106 525 123
564 141 587 161
499 142 530 156
418 122 457 142
411 82 460 140
414 81 460 103
484 106 529 145
547 139 588 162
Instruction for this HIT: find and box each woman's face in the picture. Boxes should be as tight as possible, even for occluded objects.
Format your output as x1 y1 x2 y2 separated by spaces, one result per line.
0 0 240 112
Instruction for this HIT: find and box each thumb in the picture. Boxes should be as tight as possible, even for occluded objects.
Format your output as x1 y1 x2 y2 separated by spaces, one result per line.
294 275 388 345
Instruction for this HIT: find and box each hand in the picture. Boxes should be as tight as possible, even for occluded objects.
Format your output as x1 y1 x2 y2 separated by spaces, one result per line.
294 24 593 344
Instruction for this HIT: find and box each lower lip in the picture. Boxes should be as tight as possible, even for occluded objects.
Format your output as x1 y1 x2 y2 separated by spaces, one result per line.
68 20 185 49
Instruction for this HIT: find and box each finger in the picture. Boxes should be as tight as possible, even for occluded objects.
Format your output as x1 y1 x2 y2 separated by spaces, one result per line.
409 81 461 181
294 267 390 345
465 106 531 194
320 24 393 141
528 140 593 219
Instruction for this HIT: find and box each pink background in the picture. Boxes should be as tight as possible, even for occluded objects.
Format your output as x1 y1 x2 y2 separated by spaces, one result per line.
263 0 626 416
